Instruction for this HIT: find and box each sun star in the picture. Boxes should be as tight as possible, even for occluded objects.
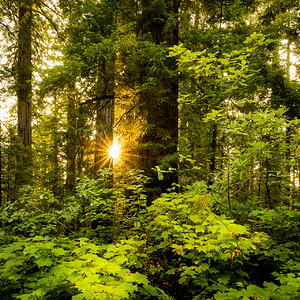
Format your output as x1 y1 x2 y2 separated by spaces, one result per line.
109 138 121 160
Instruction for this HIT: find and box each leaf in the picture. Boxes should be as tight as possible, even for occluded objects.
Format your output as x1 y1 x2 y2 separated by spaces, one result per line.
228 224 248 235
31 236 45 241
52 247 67 256
35 257 52 268
3 242 24 253
72 294 85 300
106 262 122 274
218 58 229 65
178 275 188 285
126 272 149 285
49 265 69 278
189 214 200 223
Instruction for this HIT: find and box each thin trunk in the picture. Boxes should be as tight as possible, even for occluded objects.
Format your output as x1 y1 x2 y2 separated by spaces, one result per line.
66 83 77 192
94 59 115 177
258 160 262 201
94 97 114 176
219 1 223 29
285 37 292 200
227 149 232 218
265 158 272 209
77 105 87 177
51 95 61 193
208 123 217 186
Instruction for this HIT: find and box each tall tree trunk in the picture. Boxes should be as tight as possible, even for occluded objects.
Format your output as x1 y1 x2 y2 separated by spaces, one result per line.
138 0 179 198
50 95 61 194
17 0 32 148
16 0 33 186
93 59 115 177
66 83 77 192
77 105 88 177
94 97 114 176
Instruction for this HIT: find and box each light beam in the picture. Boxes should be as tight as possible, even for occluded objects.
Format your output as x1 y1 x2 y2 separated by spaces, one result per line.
109 138 121 160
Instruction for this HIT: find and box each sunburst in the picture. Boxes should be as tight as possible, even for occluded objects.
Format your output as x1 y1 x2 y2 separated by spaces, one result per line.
109 137 121 161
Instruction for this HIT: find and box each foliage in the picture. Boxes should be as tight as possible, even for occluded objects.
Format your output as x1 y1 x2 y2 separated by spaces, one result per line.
0 177 299 299
107 182 300 299
0 236 166 300
0 0 299 299
0 186 64 241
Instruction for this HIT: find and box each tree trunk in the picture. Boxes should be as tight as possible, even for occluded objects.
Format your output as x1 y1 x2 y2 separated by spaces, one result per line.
93 58 115 177
138 0 179 198
16 0 33 187
50 95 62 194
66 83 77 192
208 123 217 186
17 0 32 148
0 121 2 206
94 97 114 176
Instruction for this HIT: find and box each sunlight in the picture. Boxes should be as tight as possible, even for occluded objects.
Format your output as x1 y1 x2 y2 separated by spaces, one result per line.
109 138 121 160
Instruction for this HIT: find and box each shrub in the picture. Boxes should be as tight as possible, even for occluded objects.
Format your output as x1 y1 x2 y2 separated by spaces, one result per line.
0 236 167 299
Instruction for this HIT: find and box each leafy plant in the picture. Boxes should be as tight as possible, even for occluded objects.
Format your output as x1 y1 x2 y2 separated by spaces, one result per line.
0 236 167 299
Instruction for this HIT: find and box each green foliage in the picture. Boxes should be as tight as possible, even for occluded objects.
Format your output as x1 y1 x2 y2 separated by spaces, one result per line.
0 236 164 299
248 205 300 245
170 32 271 100
0 169 150 243
0 177 299 299
68 174 115 241
1 1 299 299
99 182 298 299
110 183 256 298
209 107 299 211
0 186 64 240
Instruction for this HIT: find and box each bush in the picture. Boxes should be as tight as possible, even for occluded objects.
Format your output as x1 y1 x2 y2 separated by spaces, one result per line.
0 236 168 299
114 182 300 299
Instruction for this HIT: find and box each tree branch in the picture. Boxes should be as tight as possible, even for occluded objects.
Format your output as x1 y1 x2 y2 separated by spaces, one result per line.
79 95 114 106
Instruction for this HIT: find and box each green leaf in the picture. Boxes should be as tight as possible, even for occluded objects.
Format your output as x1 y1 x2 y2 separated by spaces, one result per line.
52 247 67 256
35 257 52 268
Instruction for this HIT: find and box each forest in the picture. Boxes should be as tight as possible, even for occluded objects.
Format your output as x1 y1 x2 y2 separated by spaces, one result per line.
0 0 299 299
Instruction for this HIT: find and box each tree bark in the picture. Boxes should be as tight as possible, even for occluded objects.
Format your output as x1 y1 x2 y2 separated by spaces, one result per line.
66 83 77 192
94 97 114 176
93 58 115 177
208 123 217 186
17 0 32 149
138 0 179 197
16 0 33 187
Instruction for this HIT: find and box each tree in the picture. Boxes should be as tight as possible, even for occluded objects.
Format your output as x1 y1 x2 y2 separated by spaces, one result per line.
134 0 180 196
16 0 33 185
58 0 117 181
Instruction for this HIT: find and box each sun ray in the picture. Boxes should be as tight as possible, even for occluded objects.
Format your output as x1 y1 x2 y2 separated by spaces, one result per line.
109 137 121 161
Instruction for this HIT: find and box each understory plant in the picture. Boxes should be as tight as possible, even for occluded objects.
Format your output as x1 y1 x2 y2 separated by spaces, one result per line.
0 177 299 299
114 181 300 299
0 236 168 299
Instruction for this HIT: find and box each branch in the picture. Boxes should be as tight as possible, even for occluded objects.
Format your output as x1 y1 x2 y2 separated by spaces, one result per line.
191 77 205 94
0 22 17 40
79 95 114 106
114 107 135 129
175 0 182 10
32 6 66 41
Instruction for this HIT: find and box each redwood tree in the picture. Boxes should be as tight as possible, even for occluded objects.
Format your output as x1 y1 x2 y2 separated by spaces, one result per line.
16 0 33 186
137 0 180 196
